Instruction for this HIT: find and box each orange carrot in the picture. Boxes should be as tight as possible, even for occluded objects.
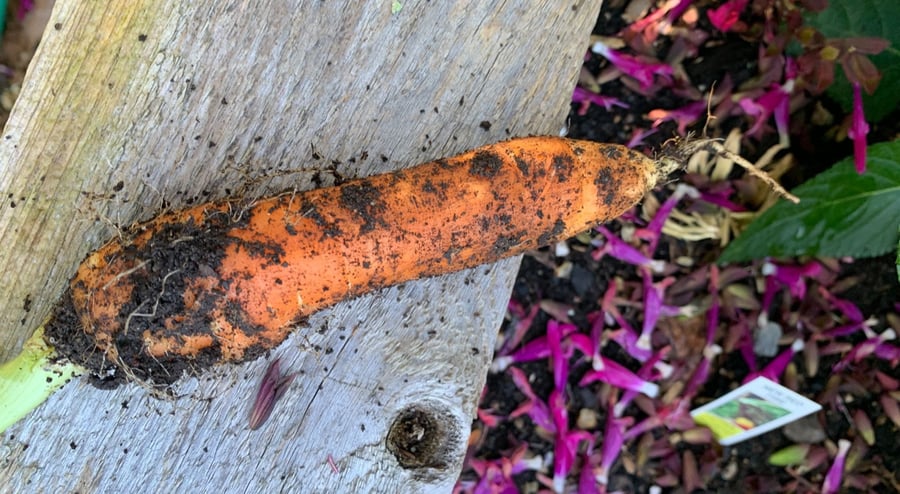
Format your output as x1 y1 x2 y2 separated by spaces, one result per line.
53 136 663 384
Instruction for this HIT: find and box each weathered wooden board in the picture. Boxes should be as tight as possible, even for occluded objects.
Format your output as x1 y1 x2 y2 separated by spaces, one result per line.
0 0 601 491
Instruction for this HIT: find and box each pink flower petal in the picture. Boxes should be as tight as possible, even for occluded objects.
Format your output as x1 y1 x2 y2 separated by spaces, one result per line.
747 339 804 383
572 86 630 115
847 83 870 174
822 439 851 494
707 0 749 32
591 41 673 90
579 356 660 397
248 358 296 430
596 410 631 485
647 101 707 135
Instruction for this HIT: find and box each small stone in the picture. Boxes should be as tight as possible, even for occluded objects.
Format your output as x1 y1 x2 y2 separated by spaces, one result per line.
782 414 826 443
576 408 598 430
754 317 782 357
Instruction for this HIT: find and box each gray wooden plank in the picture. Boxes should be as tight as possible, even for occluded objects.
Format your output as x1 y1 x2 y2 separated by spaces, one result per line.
0 0 601 491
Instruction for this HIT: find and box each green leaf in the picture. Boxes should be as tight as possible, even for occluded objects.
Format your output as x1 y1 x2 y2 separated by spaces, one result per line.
768 444 811 466
806 0 900 122
719 140 900 263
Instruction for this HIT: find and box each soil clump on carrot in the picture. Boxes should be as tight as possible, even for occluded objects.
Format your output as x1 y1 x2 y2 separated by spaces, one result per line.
45 208 269 387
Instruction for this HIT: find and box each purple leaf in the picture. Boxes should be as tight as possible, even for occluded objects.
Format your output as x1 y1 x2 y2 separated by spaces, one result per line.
637 184 699 249
639 274 676 354
626 127 659 149
572 86 629 115
596 408 632 486
746 339 804 383
593 226 664 272
822 439 851 494
248 358 296 430
547 320 569 392
17 0 35 21
614 348 671 416
834 328 898 371
647 101 707 135
508 366 555 431
737 78 793 144
847 83 870 174
684 344 722 398
499 299 539 354
579 355 660 398
707 0 749 32
591 41 674 90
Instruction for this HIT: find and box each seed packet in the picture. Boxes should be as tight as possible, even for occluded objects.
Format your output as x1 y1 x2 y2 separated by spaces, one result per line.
690 376 822 446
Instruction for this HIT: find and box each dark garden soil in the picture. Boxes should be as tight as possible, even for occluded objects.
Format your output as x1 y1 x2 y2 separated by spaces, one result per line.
459 3 899 494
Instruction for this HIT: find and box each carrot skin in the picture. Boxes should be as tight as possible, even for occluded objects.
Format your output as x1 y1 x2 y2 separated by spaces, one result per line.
63 137 657 383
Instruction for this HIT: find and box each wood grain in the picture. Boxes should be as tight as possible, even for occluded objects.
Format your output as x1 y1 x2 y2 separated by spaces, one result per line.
0 0 601 491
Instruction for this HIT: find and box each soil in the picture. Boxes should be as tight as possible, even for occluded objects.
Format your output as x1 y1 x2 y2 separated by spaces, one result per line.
461 4 900 494
43 203 261 388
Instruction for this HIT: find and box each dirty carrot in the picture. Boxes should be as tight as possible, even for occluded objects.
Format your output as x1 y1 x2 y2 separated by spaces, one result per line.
43 136 666 386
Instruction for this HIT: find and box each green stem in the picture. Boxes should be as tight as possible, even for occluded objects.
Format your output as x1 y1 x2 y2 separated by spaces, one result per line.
0 327 82 434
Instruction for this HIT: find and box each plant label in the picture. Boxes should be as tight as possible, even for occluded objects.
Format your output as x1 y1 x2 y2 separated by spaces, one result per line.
690 377 822 446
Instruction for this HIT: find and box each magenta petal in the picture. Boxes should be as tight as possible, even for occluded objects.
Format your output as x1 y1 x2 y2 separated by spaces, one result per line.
642 184 699 244
614 348 670 416
509 336 552 365
248 359 295 430
685 345 721 398
749 339 804 383
578 453 601 494
591 42 673 90
594 227 663 271
773 80 793 146
764 261 822 300
597 412 631 485
500 299 540 353
549 389 568 434
822 439 851 494
626 127 658 148
640 273 661 350
847 83 870 174
16 0 35 21
579 356 660 397
554 431 593 494
509 366 554 431
548 389 574 492
819 285 863 323
547 320 568 391
572 86 629 112
608 327 653 363
698 190 747 212
640 274 675 352
708 0 749 32
647 101 706 135
873 340 899 362
835 329 898 370
508 366 538 401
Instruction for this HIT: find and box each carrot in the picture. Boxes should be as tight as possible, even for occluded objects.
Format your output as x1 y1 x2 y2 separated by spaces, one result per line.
50 136 663 384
